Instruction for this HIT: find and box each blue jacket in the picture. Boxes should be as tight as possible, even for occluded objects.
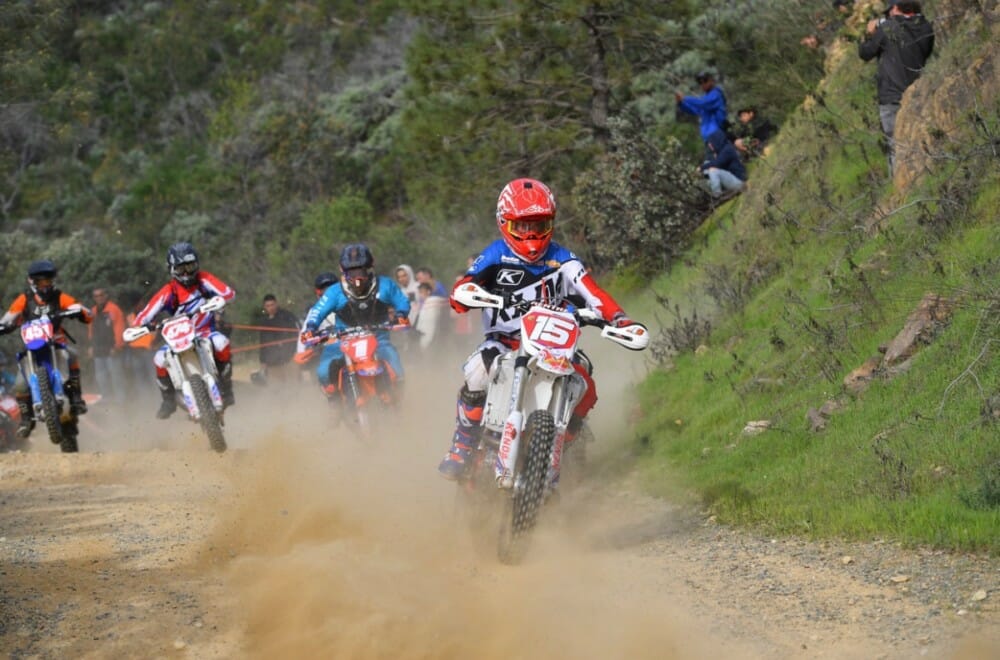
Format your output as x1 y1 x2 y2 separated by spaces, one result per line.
701 130 747 181
678 86 728 142
305 275 410 340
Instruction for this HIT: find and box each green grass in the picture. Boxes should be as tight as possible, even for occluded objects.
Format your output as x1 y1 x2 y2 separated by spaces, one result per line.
631 22 1000 554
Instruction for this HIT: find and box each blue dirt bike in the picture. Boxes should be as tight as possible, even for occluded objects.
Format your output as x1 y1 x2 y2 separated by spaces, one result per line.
0 308 86 453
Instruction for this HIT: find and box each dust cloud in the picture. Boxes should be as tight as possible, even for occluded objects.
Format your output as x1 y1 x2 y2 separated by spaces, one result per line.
195 338 738 659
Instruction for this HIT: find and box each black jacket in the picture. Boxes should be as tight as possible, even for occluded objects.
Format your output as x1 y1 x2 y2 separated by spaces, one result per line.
859 14 935 105
701 130 747 181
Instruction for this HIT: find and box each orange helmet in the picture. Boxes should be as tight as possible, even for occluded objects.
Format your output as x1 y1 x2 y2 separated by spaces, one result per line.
496 178 555 263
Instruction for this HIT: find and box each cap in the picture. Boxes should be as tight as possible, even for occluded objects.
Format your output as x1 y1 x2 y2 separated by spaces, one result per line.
695 71 713 83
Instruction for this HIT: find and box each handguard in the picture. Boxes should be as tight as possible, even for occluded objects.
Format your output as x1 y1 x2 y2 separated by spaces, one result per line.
200 295 226 314
123 326 150 343
452 282 504 309
600 322 650 351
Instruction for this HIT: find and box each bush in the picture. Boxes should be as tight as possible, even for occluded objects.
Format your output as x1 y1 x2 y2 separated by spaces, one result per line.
574 113 709 276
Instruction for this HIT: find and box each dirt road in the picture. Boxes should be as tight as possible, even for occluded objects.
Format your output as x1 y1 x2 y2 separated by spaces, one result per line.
1 363 996 659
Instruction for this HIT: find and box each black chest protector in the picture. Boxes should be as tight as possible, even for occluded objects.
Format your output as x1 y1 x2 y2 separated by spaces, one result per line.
336 284 392 328
22 288 64 329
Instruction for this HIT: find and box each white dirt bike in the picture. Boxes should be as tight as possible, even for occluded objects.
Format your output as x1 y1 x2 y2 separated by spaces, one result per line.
123 296 228 452
451 282 649 563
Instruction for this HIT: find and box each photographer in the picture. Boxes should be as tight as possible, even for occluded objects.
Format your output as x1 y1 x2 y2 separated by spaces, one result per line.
859 0 934 176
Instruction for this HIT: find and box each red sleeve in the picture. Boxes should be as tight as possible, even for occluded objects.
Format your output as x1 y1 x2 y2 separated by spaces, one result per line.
576 272 624 323
449 275 474 314
198 272 235 301
134 283 174 327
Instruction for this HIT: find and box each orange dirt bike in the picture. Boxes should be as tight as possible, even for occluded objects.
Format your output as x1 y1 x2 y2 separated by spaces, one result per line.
123 296 228 452
299 321 410 437
0 306 89 453
451 282 649 563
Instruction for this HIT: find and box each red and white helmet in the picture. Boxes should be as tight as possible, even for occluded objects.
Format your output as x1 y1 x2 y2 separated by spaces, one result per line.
496 178 556 263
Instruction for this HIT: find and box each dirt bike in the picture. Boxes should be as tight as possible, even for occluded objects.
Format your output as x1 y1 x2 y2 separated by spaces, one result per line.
0 307 88 453
300 322 409 437
123 296 228 452
450 282 649 563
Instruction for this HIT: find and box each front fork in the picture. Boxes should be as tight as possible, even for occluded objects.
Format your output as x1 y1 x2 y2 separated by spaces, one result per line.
166 339 223 420
22 349 67 421
495 355 529 489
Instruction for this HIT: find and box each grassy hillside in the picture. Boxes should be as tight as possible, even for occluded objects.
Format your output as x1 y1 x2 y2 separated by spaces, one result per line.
631 3 999 553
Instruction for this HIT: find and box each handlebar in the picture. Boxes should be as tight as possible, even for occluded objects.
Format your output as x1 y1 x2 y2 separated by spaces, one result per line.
451 282 649 351
0 306 87 336
122 296 226 343
300 321 410 347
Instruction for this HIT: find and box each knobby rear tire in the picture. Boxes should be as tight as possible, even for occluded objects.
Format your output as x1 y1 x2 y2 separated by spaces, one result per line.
498 409 555 565
190 376 227 453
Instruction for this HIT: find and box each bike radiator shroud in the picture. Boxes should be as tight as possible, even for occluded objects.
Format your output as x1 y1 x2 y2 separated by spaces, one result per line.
481 352 588 434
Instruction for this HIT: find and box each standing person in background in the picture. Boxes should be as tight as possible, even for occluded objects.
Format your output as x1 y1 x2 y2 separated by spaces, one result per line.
412 281 450 355
451 255 477 347
124 293 156 393
253 294 300 386
675 71 728 147
415 267 447 297
88 288 127 405
859 0 934 176
394 265 420 308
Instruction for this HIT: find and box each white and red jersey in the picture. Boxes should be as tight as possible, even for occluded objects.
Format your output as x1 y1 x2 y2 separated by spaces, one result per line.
451 239 623 338
133 272 235 335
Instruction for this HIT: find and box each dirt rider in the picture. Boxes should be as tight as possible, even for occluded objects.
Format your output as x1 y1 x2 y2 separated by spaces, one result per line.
437 178 637 480
0 260 93 438
130 242 236 419
300 244 410 409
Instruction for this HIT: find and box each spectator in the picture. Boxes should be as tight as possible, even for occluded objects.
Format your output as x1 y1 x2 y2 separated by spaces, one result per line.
859 0 934 176
700 130 747 201
415 267 447 297
727 106 778 160
394 264 420 307
123 293 156 393
451 255 477 342
412 281 450 353
675 71 729 146
254 294 299 385
88 288 127 405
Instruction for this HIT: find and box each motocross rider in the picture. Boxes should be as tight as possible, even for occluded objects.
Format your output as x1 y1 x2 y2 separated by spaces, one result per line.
0 260 94 438
300 244 410 407
437 178 637 480
130 242 236 419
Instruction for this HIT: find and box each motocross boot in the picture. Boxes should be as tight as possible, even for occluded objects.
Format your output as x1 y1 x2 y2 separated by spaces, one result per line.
66 370 87 415
438 386 486 480
156 375 177 419
218 362 235 408
15 396 34 439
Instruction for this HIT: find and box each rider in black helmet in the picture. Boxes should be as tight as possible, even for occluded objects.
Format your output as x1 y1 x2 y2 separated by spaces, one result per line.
0 260 94 437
